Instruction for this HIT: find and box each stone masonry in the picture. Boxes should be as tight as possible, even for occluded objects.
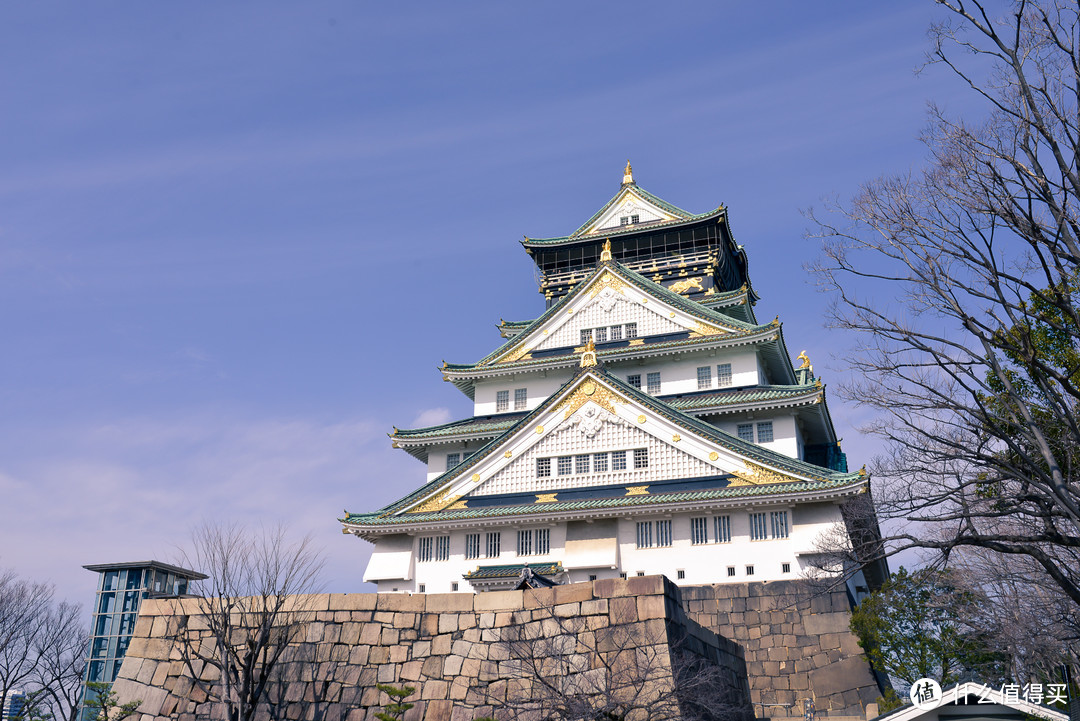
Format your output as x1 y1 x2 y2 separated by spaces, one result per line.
681 582 883 719
112 576 752 721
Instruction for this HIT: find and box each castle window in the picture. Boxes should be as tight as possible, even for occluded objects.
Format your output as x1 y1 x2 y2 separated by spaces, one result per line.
770 510 789 539
714 515 731 543
620 216 629 226
631 214 639 224
636 522 653 548
581 328 593 345
595 326 607 343
697 366 712 389
757 421 774 443
593 452 608 472
633 448 649 469
435 537 450 562
452 582 459 591
496 390 509 412
646 372 661 395
746 565 755 576
418 584 425 593
537 458 551 477
727 566 736 577
417 537 433 562
486 532 501 558
717 363 732 387
637 571 645 577
612 451 627 471
465 533 480 560
627 374 641 389
610 325 623 341
625 323 638 339
446 453 461 470
557 456 572 476
677 569 686 580
589 574 597 582
690 517 708 545
782 563 791 574
514 388 527 411
517 530 532 556
737 424 754 442
537 528 550 555
619 572 627 579
749 512 768 541
656 520 672 547
575 454 590 474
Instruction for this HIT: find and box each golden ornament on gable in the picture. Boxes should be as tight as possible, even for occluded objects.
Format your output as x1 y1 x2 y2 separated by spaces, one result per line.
670 277 704 294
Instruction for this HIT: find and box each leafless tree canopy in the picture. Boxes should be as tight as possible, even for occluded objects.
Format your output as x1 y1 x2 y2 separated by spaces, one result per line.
174 522 325 721
808 0 1079 672
0 569 87 721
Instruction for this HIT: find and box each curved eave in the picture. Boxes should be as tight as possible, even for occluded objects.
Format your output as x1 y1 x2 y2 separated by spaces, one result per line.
341 476 868 538
522 206 724 249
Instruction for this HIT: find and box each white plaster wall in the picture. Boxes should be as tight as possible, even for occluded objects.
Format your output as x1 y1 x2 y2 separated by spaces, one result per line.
366 502 848 593
473 373 571 416
602 349 759 397
714 414 800 459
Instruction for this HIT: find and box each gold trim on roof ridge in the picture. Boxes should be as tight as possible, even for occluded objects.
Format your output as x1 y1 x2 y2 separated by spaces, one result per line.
553 377 625 420
729 461 805 488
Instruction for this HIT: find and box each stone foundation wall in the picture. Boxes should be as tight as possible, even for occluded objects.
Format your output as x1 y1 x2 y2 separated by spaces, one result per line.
112 576 751 721
680 582 883 719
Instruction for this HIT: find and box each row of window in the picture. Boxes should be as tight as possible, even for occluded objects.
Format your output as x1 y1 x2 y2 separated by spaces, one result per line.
581 323 638 345
420 511 789 562
639 512 788 549
627 372 662 394
618 214 640 225
424 530 550 562
697 364 733 390
496 387 528 413
537 448 648 477
738 421 773 444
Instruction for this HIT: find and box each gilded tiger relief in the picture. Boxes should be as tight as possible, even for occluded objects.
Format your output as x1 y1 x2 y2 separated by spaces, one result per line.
670 277 704 294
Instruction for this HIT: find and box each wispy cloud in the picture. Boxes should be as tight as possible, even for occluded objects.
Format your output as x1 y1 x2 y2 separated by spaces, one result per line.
0 411 415 604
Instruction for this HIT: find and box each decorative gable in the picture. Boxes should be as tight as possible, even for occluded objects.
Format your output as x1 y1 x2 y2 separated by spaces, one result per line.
577 187 681 236
395 371 831 516
492 266 736 363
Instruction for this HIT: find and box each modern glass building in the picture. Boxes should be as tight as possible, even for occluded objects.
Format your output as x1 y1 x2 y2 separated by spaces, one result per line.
80 561 205 714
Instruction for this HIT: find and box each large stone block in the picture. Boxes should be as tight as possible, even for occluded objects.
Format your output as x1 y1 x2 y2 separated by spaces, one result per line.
376 593 425 613
473 590 523 612
328 593 377 611
425 593 473 613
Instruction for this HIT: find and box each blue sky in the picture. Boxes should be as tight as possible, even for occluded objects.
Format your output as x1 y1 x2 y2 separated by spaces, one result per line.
0 2 970 604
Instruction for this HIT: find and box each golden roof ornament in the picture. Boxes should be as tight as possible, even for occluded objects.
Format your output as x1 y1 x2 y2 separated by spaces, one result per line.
580 337 598 367
797 350 811 369
622 160 634 186
600 239 612 262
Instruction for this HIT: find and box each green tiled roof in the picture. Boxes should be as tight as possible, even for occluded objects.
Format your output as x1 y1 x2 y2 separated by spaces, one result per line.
343 479 860 528
524 206 723 247
343 368 862 529
464 562 563 580
393 413 525 440
393 385 820 443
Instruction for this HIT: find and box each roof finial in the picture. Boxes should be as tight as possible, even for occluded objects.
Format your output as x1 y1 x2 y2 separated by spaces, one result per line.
622 160 634 186
797 350 811 369
580 337 598 367
600 239 612 262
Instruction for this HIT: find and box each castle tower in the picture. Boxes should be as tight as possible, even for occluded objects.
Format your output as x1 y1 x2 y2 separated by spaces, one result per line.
341 166 886 598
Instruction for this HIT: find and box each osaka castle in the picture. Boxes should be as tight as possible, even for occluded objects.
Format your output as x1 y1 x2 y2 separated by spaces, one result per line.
342 163 879 595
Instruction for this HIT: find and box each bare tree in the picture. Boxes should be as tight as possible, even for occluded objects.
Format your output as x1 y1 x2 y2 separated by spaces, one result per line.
173 522 325 721
0 570 55 718
808 0 1080 637
30 600 88 721
485 590 750 721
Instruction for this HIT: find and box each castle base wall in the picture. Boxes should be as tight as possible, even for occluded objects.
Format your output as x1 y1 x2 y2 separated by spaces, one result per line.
112 576 752 721
680 581 883 719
